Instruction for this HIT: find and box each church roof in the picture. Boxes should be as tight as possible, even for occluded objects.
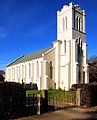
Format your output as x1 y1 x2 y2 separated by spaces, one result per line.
7 46 52 67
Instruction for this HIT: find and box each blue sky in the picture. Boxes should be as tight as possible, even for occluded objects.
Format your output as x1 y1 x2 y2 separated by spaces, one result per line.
0 0 97 70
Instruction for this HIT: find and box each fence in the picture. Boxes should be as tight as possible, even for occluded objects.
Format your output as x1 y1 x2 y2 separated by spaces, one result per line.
26 90 48 115
48 90 76 109
26 94 41 115
26 90 77 115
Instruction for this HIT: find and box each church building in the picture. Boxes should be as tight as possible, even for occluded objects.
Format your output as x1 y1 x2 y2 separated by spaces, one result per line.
6 2 89 91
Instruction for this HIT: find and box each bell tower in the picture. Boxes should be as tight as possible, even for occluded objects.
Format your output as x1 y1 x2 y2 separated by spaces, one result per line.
55 2 89 90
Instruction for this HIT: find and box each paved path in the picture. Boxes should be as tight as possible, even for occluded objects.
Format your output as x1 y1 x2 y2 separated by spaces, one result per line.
18 107 97 120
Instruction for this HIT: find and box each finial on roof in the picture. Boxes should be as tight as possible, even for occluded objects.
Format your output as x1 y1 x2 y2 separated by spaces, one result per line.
83 10 86 15
69 2 74 8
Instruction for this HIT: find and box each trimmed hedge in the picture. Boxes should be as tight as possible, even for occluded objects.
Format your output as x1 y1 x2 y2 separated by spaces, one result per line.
71 82 97 107
0 82 26 119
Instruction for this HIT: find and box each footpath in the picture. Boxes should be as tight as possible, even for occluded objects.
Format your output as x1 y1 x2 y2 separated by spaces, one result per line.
17 107 97 120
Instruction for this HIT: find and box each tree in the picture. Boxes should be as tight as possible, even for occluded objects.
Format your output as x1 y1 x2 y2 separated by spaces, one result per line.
0 70 5 81
88 56 97 83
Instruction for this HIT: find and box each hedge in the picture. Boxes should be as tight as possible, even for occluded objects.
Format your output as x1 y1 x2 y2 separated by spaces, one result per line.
71 82 97 107
0 82 26 119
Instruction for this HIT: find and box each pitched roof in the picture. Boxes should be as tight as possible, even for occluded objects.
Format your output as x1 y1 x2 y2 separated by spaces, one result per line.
7 46 52 67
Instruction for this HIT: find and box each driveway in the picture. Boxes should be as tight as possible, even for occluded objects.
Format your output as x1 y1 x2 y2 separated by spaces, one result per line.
17 107 97 120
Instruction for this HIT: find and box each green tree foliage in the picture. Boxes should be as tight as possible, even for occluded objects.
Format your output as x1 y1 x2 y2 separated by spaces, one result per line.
88 56 97 83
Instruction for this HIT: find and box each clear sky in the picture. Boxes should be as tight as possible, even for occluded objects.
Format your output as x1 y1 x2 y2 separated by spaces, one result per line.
0 0 97 70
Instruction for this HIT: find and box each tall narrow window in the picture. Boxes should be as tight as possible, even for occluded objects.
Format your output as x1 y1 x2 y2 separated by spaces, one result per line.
78 38 80 56
29 63 31 78
76 16 78 30
50 61 53 79
77 38 80 63
64 40 66 54
12 67 15 80
63 18 65 30
22 65 24 78
75 40 77 62
65 17 67 29
79 18 80 31
19 66 20 79
32 63 34 78
17 66 18 78
14 68 15 79
79 70 81 84
24 65 26 78
81 41 82 55
12 68 14 80
81 20 82 31
37 62 39 79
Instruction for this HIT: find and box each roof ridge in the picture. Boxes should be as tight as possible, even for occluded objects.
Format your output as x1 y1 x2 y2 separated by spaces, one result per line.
6 46 53 67
25 46 52 56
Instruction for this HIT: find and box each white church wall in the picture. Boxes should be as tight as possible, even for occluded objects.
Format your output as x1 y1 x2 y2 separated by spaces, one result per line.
53 40 61 89
6 57 44 90
44 48 55 89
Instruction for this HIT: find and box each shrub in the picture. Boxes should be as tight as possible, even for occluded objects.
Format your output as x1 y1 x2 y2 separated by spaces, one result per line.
0 82 26 119
71 82 97 107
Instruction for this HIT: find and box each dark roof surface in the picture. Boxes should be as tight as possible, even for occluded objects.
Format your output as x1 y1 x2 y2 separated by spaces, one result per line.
7 46 52 67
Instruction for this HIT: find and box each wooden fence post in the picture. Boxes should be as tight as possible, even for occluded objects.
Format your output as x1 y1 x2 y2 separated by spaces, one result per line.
37 94 40 115
76 88 82 106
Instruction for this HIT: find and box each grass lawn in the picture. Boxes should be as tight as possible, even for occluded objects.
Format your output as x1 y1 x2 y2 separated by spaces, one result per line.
26 89 72 101
26 90 40 95
48 89 72 101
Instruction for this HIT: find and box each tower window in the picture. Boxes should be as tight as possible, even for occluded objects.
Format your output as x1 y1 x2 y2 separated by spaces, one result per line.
76 16 81 31
79 37 81 55
63 18 65 30
79 18 80 31
63 17 67 30
76 16 78 30
81 20 82 31
81 40 83 55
